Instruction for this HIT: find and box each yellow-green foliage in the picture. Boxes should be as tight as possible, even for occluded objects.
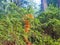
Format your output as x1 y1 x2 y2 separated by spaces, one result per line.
0 3 60 45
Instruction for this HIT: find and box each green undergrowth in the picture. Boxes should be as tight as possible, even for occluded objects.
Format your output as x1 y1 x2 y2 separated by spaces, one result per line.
0 15 60 45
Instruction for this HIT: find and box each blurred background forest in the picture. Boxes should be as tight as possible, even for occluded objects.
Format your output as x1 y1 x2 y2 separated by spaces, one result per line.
0 0 60 45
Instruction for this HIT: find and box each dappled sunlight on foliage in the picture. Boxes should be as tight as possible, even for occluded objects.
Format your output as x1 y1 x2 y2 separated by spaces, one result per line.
0 1 60 45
